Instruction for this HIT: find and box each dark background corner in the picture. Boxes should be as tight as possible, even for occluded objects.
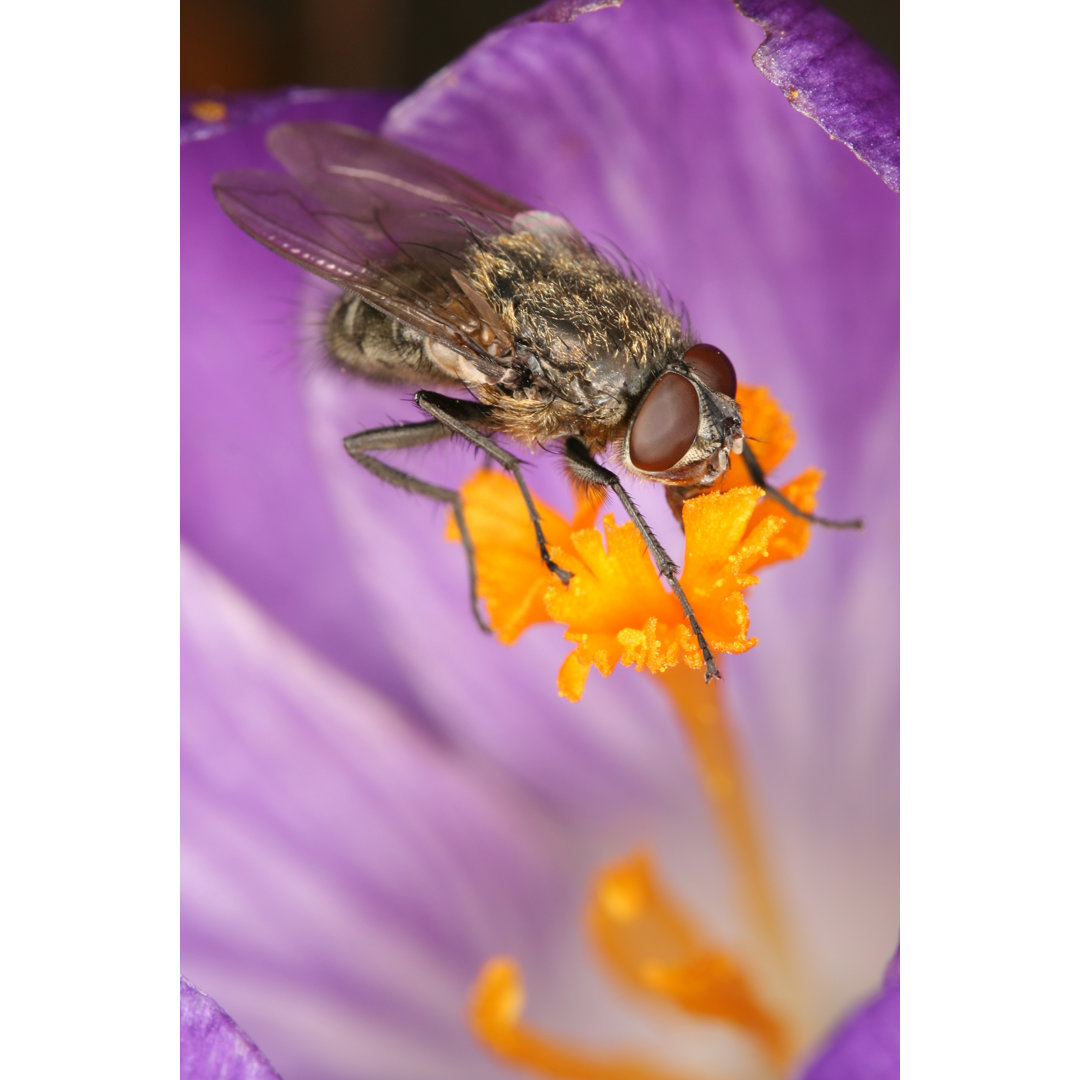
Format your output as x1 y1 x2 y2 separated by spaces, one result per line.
181 0 898 94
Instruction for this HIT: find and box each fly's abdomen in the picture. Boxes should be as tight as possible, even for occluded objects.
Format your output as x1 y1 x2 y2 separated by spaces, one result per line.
325 294 453 385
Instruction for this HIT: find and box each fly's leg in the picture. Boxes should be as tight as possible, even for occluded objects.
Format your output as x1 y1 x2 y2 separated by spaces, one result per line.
343 419 491 633
563 437 720 683
413 390 573 585
740 441 863 530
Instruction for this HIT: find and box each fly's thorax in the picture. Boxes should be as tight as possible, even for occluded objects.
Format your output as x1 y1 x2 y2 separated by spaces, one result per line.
471 380 632 447
462 234 682 395
461 231 689 437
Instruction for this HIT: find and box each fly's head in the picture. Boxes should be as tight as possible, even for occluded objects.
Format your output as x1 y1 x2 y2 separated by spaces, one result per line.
622 344 744 488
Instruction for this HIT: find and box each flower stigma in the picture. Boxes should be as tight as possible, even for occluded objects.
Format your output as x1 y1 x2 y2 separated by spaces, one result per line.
454 385 832 1078
447 385 821 702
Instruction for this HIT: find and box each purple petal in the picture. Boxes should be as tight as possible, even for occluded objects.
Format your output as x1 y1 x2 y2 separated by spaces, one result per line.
181 90 417 711
733 0 899 190
505 0 623 25
181 976 282 1080
884 945 899 987
800 947 900 1080
181 546 572 1080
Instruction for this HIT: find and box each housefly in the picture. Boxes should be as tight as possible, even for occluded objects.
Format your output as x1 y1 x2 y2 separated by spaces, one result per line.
214 122 859 682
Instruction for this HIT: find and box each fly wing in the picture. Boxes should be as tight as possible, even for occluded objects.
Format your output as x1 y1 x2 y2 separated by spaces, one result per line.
213 123 540 378
266 122 529 223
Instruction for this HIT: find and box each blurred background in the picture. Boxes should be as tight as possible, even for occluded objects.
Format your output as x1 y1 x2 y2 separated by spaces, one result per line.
181 0 898 92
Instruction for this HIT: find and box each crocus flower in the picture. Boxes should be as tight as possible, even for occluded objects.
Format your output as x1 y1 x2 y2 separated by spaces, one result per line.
181 1 898 1078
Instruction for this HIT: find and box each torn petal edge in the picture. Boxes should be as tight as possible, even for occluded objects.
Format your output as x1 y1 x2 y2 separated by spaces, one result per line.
733 0 899 190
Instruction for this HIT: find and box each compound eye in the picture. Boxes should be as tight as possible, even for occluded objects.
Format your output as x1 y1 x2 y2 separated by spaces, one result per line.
684 344 737 399
628 372 700 472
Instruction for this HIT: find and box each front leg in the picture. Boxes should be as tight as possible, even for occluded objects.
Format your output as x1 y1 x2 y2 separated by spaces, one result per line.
563 437 720 683
414 390 573 585
740 440 863 530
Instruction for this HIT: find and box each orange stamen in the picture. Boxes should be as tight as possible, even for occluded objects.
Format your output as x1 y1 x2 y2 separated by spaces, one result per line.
588 853 791 1065
470 958 717 1080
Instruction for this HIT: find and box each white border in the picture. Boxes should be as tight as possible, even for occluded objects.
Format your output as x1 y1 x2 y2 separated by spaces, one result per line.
1 1 177 1075
903 2 1080 1076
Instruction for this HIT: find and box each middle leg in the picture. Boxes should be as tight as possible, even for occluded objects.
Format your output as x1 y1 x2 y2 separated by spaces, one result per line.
343 417 490 632
414 390 573 584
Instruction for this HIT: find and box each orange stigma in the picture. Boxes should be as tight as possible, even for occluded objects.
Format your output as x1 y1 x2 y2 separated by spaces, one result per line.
449 384 821 699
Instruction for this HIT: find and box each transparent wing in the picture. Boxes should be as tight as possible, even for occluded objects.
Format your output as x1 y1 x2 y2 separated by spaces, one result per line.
213 122 553 376
266 122 529 224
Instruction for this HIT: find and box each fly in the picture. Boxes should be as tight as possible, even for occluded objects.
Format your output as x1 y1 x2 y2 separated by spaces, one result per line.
214 122 860 682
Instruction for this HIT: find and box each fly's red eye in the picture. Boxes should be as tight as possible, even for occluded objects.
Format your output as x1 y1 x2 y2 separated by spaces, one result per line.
628 372 700 472
684 344 737 399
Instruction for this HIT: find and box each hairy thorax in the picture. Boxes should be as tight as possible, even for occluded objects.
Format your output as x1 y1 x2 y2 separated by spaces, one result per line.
462 232 689 449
